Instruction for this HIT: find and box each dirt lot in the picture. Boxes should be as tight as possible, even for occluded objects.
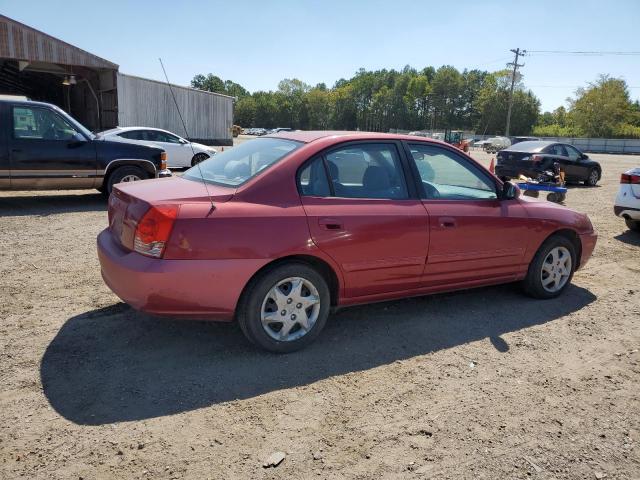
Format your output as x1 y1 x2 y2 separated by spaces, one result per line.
1 146 639 479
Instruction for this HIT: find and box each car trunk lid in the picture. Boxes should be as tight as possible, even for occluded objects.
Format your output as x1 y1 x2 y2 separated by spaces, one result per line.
108 177 234 251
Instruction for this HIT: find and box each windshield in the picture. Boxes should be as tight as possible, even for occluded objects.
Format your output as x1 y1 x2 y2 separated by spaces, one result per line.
51 104 95 139
183 137 301 187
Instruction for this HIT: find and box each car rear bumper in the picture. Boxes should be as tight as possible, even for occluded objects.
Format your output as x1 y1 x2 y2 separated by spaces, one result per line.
97 229 268 321
614 205 640 220
578 231 597 270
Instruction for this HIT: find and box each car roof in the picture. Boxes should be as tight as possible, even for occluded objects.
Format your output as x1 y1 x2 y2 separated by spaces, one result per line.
0 98 59 108
267 130 445 145
504 140 555 152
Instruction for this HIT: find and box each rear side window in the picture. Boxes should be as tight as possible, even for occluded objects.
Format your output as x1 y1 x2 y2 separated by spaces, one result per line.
324 143 408 199
299 157 330 196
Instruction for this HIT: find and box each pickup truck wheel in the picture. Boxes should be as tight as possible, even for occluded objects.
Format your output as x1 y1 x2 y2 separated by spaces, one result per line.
522 235 576 299
105 166 148 195
237 262 330 353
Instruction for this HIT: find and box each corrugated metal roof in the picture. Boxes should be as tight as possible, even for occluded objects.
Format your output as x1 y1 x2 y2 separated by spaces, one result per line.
0 15 118 69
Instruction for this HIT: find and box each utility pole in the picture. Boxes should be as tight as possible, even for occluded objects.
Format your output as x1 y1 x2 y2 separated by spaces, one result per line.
505 48 525 137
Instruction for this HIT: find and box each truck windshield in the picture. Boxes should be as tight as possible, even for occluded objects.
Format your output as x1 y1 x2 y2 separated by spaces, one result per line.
184 138 301 187
52 105 95 140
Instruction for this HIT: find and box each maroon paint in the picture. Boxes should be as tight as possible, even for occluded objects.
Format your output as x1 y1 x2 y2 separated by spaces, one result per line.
97 131 597 320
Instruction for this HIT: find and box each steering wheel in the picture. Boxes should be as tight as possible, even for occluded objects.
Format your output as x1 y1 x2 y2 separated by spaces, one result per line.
423 182 440 199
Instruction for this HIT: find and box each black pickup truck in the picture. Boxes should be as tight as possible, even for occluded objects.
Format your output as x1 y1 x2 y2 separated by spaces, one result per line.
0 99 171 195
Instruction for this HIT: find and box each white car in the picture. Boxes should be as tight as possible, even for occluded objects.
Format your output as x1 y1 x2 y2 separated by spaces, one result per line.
614 168 640 232
98 127 217 168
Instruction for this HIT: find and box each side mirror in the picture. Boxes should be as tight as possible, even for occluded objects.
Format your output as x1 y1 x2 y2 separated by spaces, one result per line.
501 181 520 200
581 153 589 160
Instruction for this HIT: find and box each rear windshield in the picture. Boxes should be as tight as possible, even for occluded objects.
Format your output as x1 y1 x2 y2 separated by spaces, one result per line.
183 138 301 187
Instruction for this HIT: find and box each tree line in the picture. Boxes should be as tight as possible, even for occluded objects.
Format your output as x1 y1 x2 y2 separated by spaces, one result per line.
192 68 640 138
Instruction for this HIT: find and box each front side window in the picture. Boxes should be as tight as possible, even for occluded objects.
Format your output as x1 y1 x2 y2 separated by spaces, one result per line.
408 144 497 200
118 130 145 140
13 107 81 141
148 131 182 143
565 145 581 161
547 144 568 157
322 143 408 199
184 137 300 187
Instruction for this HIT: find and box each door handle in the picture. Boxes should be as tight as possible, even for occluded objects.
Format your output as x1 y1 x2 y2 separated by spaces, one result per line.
318 218 343 230
439 217 457 228
11 148 22 153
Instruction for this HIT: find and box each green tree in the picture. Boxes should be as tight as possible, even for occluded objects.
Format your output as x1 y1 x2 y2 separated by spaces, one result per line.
570 75 634 138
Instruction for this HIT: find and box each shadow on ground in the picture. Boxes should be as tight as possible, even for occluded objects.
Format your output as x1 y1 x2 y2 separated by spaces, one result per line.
614 230 640 246
41 283 596 425
0 192 105 217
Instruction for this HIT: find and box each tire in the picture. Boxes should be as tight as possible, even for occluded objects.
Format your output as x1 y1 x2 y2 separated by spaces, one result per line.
546 192 559 203
626 218 640 232
191 153 209 166
236 262 331 353
522 235 577 299
105 166 148 195
585 168 599 186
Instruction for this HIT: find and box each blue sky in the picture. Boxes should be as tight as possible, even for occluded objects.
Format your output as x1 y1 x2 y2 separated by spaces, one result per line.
2 0 639 112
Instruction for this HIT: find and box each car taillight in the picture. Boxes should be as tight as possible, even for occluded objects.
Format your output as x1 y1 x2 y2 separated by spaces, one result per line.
621 173 640 184
160 152 168 170
134 205 179 258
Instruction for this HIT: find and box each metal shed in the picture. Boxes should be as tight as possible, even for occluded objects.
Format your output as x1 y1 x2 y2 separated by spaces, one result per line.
117 73 233 146
0 15 233 145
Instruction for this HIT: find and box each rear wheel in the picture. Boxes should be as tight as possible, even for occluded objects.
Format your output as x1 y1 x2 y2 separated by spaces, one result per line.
522 235 577 299
104 166 148 195
585 168 599 186
626 218 640 232
237 262 330 353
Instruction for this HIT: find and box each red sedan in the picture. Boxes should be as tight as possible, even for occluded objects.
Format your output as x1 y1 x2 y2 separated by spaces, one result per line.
98 131 597 352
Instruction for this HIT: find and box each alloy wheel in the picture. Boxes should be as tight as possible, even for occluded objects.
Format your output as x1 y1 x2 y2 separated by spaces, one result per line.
540 246 572 293
120 174 141 183
260 277 321 342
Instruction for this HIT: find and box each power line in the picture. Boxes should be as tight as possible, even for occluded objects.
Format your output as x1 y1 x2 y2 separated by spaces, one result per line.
527 50 640 56
505 48 525 137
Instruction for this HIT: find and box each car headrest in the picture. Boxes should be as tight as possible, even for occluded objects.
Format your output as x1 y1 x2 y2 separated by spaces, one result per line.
362 165 391 191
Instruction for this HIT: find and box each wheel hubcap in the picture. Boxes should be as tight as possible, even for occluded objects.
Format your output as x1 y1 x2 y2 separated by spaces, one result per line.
590 171 598 184
541 246 572 293
260 277 321 342
120 174 141 183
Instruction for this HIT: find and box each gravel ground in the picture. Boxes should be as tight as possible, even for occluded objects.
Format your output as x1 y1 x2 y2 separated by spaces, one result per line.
0 145 639 479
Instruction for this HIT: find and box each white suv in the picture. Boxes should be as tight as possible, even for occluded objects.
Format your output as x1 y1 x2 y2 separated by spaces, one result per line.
614 168 640 232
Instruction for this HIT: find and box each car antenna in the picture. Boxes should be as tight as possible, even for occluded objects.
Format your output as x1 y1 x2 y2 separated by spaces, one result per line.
159 58 215 215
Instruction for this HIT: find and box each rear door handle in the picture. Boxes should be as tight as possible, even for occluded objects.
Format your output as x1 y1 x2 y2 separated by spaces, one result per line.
318 217 343 230
439 217 457 228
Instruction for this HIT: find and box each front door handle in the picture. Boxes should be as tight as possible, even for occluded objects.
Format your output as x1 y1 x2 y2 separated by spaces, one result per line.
439 217 457 228
318 217 343 230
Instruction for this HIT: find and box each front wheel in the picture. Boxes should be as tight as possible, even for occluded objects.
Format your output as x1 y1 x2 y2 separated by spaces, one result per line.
626 218 640 232
522 235 577 299
585 169 599 186
237 263 331 353
104 166 148 195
